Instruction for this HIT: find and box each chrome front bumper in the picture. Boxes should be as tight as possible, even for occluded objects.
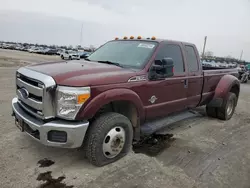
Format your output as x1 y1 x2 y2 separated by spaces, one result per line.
12 97 89 148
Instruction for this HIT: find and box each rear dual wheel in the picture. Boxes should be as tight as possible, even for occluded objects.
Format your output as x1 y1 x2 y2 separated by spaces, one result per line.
206 92 237 120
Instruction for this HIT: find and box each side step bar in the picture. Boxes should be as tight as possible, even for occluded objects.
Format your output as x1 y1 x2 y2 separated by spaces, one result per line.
140 110 201 136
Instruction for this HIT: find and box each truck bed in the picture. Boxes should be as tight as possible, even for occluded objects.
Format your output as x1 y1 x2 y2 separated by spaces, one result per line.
202 66 237 70
203 68 238 76
199 68 238 106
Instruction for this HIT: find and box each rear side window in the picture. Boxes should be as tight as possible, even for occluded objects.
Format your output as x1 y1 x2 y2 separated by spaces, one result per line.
155 44 184 73
185 45 198 72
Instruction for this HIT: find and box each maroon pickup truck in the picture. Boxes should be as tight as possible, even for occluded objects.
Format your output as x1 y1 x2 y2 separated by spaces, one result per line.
12 37 240 166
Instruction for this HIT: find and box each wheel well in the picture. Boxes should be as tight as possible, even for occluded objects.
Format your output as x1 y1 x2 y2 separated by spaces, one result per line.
93 101 139 128
230 85 239 98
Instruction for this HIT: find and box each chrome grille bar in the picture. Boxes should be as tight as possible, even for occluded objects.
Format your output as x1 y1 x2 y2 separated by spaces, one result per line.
16 67 56 119
17 100 43 119
16 78 43 96
17 89 43 110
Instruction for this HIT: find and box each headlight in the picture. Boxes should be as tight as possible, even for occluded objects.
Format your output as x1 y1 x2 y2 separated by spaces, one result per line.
56 86 90 120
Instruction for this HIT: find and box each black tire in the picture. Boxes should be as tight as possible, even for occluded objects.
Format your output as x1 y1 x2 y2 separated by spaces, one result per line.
69 56 72 60
243 79 248 83
217 92 237 120
206 106 217 118
61 55 64 59
84 112 133 166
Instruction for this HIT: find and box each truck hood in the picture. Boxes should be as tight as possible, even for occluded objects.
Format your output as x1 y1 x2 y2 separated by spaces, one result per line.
27 60 137 86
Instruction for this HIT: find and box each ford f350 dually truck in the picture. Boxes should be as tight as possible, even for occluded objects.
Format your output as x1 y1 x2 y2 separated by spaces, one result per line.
12 36 239 166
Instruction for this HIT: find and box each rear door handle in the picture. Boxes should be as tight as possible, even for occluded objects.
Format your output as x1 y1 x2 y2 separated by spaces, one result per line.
181 79 188 88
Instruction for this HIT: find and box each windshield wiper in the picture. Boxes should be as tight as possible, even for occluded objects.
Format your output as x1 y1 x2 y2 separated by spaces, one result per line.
97 60 123 68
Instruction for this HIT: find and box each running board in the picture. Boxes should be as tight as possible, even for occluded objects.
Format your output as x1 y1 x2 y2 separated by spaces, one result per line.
140 110 201 136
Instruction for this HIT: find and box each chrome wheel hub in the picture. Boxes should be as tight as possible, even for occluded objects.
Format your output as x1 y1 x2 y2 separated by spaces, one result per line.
227 99 234 115
102 126 125 158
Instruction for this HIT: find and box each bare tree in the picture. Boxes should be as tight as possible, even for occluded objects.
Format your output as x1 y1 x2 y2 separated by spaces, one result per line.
204 51 214 57
89 45 96 52
225 55 233 59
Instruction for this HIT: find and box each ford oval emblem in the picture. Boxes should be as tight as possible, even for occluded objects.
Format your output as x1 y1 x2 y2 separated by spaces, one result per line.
19 88 29 99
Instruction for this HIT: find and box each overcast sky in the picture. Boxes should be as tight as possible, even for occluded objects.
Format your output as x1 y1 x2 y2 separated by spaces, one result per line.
0 0 250 60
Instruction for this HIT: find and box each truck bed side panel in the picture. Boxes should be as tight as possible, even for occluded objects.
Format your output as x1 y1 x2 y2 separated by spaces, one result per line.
199 69 238 105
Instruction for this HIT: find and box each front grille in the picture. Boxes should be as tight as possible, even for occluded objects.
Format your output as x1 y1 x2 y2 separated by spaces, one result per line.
16 67 56 119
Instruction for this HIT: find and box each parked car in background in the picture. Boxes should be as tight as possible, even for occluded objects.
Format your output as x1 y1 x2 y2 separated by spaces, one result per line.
45 49 58 55
30 47 43 54
57 49 65 55
28 47 36 53
60 50 80 60
202 60 212 67
209 60 219 68
3 44 15 50
40 48 50 54
79 51 91 59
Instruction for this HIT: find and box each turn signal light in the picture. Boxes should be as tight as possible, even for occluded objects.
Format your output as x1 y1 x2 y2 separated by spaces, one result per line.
137 36 142 39
151 36 156 40
77 93 90 104
123 36 128 39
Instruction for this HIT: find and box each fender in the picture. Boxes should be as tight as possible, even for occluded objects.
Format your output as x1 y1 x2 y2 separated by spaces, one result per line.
208 74 240 107
76 88 145 121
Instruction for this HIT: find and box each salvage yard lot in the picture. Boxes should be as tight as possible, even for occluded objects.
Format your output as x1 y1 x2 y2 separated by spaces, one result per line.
1 49 250 188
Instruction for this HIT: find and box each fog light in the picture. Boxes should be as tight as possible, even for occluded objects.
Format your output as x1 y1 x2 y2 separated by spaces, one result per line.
48 130 67 143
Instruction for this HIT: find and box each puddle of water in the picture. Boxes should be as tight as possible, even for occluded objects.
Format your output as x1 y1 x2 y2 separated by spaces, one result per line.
37 158 55 168
133 134 176 157
36 171 74 188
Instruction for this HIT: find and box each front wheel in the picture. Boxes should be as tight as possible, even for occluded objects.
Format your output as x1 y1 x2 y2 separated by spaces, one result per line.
84 112 133 166
217 92 237 120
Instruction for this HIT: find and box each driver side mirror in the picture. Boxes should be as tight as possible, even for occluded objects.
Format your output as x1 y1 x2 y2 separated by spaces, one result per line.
149 57 174 80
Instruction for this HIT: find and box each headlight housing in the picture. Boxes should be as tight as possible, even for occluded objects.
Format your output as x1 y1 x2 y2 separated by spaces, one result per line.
56 86 90 120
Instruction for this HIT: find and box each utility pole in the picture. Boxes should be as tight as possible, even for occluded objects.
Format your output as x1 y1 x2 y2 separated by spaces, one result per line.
239 50 243 61
202 36 207 58
80 23 83 47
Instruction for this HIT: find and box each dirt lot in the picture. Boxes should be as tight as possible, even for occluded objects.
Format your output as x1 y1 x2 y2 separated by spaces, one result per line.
1 49 250 188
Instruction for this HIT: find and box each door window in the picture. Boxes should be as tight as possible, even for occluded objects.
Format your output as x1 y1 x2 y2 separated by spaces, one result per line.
155 44 185 74
185 45 199 72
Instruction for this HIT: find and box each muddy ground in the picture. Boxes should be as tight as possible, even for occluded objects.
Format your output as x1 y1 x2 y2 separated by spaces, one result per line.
0 49 250 188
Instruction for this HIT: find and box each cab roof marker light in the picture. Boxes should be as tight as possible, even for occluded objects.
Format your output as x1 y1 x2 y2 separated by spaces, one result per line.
151 36 156 40
115 37 119 40
123 36 128 39
130 36 134 39
137 36 142 39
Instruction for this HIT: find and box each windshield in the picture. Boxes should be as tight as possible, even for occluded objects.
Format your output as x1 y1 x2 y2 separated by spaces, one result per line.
87 40 158 69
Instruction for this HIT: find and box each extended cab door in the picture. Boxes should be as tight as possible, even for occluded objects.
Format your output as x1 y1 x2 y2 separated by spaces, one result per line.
145 42 188 120
183 44 203 108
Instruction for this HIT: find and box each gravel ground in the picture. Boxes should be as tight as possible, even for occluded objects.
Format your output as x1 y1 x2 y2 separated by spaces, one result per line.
0 49 250 188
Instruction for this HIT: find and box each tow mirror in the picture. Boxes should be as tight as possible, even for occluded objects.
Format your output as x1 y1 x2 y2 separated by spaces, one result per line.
150 57 174 80
162 57 174 77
